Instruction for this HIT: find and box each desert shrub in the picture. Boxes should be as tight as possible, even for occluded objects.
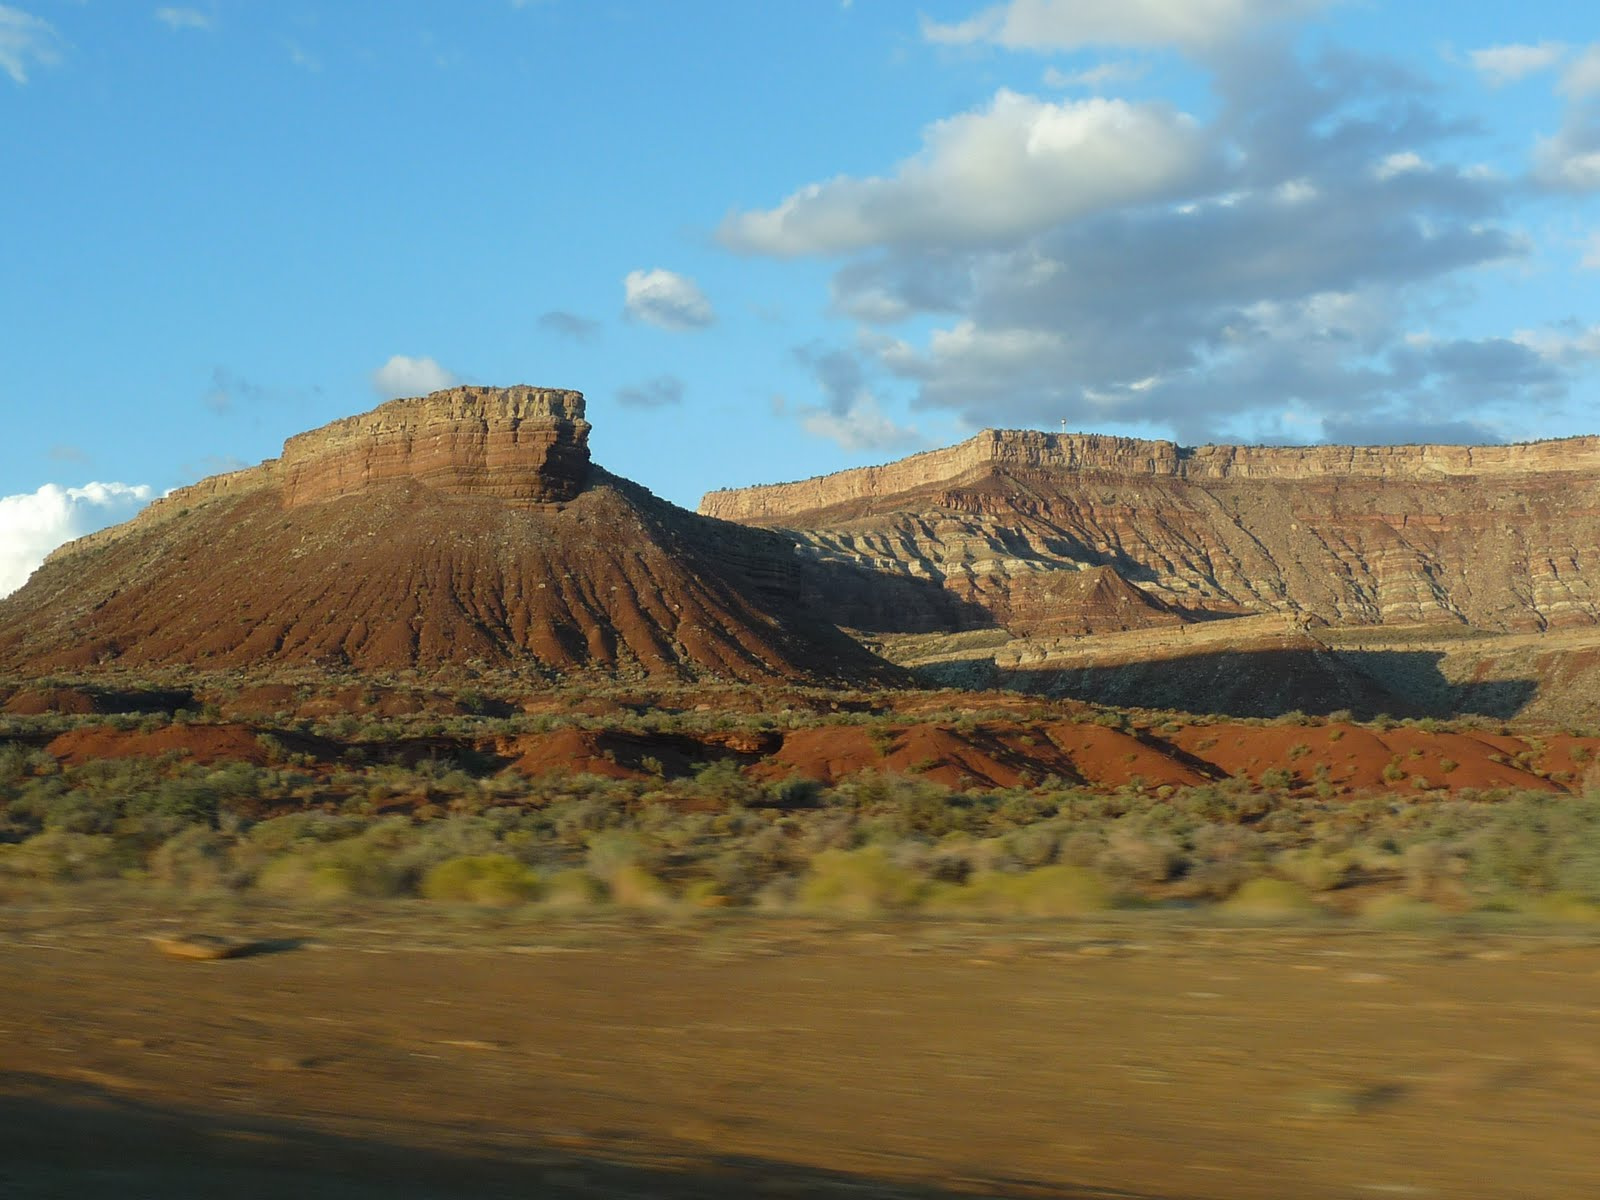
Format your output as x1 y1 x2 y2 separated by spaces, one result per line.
1222 877 1319 917
1000 823 1061 869
541 867 606 908
1459 796 1600 900
888 782 974 838
1403 841 1466 904
40 790 121 835
991 790 1059 828
1056 829 1105 868
610 863 673 908
930 865 1111 916
798 846 927 915
420 854 541 906
585 829 646 882
248 812 368 854
1274 847 1354 893
1096 825 1181 884
254 827 410 900
548 795 626 843
0 831 123 882
688 758 760 807
1513 892 1600 923
149 827 238 891
681 877 731 907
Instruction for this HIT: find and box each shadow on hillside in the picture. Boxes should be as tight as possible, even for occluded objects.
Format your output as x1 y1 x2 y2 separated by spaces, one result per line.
0 1073 1179 1200
799 559 996 635
996 647 1538 721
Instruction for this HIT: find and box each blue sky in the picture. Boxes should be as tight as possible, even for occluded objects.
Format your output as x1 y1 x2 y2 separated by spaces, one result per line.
3 0 1600 595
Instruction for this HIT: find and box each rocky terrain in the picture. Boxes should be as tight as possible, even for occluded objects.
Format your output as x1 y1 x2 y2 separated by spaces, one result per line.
0 388 891 684
701 427 1600 718
702 428 1600 633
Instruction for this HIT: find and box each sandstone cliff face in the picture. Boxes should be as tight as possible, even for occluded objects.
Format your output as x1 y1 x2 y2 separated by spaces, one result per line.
701 429 1600 523
279 385 590 507
48 386 594 566
702 429 1600 634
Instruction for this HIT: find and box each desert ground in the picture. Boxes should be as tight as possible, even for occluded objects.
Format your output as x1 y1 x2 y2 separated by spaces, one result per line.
6 896 1600 1199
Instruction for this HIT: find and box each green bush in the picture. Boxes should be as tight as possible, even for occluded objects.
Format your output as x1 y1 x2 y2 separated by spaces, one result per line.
420 854 541 906
149 827 237 892
1222 877 1319 918
0 830 124 882
799 846 927 915
542 867 607 908
929 865 1111 916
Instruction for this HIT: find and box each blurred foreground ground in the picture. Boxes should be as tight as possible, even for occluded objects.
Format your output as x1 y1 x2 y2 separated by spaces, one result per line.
5 900 1600 1199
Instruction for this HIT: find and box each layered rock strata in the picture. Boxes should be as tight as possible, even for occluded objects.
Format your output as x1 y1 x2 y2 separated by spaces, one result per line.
702 429 1600 634
5 387 892 683
279 385 590 507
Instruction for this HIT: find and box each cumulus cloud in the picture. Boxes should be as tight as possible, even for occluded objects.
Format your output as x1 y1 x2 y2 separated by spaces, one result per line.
0 5 62 84
370 354 459 399
537 310 602 341
800 397 926 452
1468 42 1565 86
1531 46 1600 191
790 343 925 452
154 7 213 32
735 37 1568 447
922 0 1330 53
0 482 153 598
720 90 1214 255
1560 44 1600 97
615 375 685 408
622 268 715 330
1533 118 1600 191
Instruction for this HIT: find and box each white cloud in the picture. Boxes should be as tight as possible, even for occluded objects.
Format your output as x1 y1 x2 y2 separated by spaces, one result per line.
1533 129 1600 191
0 482 153 598
154 7 213 32
622 268 715 329
1582 232 1600 270
800 395 924 452
1374 151 1426 179
720 90 1212 255
922 0 1329 53
1531 46 1600 192
0 5 62 85
1513 323 1600 363
1561 44 1600 97
1468 42 1565 86
1043 60 1147 89
370 354 459 399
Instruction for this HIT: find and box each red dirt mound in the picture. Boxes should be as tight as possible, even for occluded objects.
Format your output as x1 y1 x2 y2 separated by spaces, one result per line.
44 723 335 768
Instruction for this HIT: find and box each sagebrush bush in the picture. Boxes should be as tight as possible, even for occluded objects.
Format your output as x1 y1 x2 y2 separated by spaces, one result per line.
420 854 541 906
799 846 927 915
149 827 238 892
1222 877 1319 917
928 865 1111 916
0 830 124 882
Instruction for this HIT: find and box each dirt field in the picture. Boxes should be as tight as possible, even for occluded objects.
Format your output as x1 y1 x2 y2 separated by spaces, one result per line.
5 899 1600 1198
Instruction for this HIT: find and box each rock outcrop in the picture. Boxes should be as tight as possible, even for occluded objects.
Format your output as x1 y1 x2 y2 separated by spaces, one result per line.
702 429 1600 634
2 387 894 684
279 385 590 507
